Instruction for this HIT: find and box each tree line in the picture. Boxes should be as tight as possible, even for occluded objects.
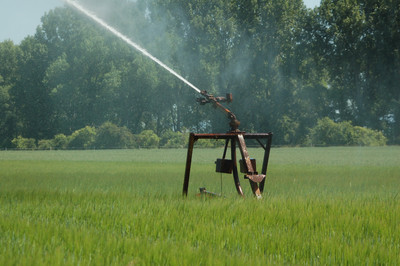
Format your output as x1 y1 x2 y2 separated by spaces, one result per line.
11 122 190 150
1 0 399 148
10 119 386 150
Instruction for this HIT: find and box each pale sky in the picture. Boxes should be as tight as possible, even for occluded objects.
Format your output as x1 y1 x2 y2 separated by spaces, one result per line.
0 0 64 43
0 0 321 44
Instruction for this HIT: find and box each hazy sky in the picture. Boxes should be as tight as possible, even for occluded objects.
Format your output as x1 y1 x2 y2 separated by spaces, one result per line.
0 0 321 44
0 0 64 43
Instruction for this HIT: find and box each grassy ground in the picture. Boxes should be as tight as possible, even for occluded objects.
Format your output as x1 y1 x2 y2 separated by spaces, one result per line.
0 147 399 265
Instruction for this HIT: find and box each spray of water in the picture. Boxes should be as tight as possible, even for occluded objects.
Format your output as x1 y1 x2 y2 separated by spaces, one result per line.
64 0 202 94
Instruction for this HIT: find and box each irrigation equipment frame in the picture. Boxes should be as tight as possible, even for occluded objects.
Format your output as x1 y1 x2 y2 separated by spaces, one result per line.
182 131 273 198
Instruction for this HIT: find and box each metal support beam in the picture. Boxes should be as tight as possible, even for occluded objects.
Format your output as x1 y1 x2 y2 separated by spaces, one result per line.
260 134 272 193
230 137 244 196
182 133 196 196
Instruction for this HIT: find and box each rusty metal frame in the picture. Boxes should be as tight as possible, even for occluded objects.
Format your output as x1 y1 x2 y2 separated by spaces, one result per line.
183 132 272 198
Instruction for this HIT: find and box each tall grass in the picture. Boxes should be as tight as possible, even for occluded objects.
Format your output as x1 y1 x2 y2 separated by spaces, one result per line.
0 147 399 265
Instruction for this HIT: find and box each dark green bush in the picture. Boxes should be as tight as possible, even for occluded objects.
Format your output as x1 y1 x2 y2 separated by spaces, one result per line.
309 117 387 146
95 122 135 149
136 130 160 148
68 126 96 149
195 139 225 148
160 130 188 148
38 139 53 150
351 126 387 146
52 134 69 150
11 136 36 150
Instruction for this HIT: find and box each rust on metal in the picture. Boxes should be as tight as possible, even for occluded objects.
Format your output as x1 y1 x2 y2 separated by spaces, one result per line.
183 91 273 198
197 91 240 131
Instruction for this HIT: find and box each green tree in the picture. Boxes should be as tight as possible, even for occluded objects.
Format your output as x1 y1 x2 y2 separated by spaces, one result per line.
38 139 53 150
11 136 36 150
0 76 14 147
68 126 96 149
52 133 69 150
160 129 188 148
309 117 386 146
11 37 54 140
1 0 398 147
0 41 20 147
136 129 160 148
95 122 135 149
317 0 400 142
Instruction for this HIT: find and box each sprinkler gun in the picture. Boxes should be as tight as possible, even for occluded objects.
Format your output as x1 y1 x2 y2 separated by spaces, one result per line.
197 90 240 132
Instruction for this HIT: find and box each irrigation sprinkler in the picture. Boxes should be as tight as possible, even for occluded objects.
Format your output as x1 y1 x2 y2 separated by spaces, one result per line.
65 0 273 198
183 91 273 199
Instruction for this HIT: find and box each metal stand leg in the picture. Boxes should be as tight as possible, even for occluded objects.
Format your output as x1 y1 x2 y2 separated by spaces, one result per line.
183 133 195 196
231 138 244 196
260 134 272 193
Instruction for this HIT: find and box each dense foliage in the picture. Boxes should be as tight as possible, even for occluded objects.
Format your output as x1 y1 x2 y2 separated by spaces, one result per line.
10 122 226 149
309 117 387 146
1 0 399 147
10 119 385 149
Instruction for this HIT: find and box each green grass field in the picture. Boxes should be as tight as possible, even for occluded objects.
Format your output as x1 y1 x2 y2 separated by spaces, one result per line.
1 147 399 265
